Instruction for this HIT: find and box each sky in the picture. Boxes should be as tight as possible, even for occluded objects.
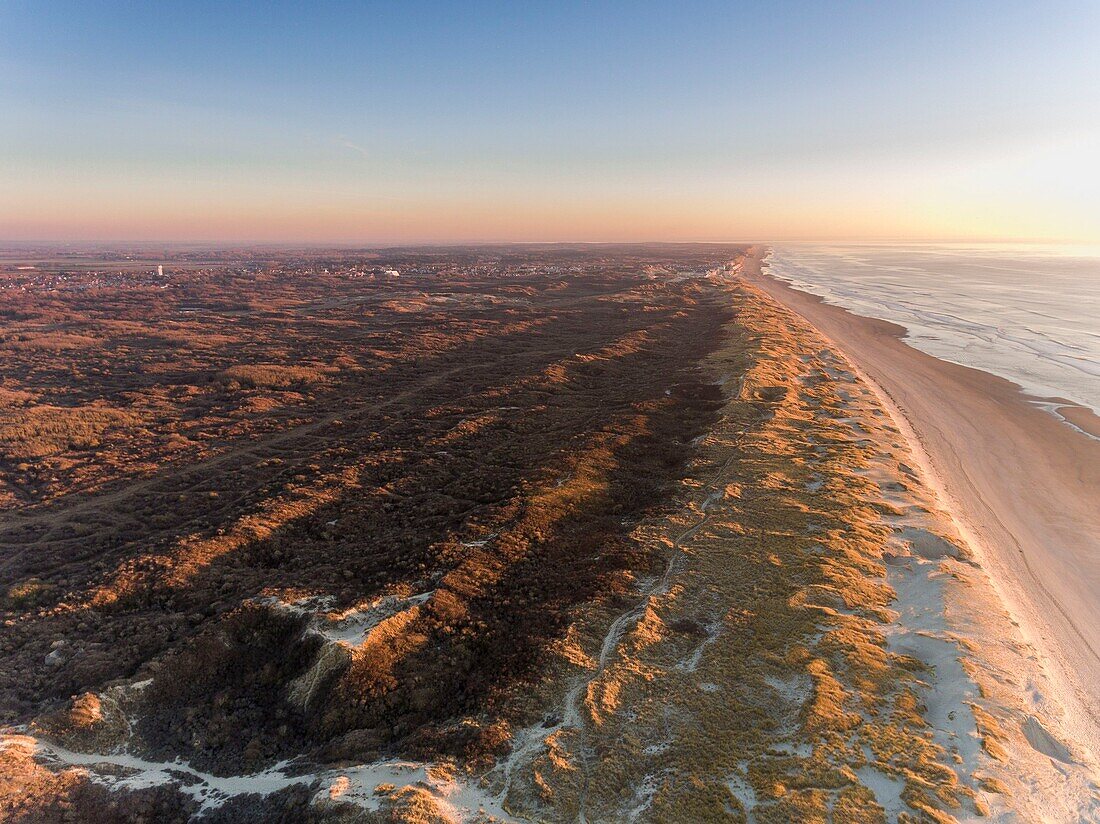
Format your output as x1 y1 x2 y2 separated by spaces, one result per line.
2 1 1099 244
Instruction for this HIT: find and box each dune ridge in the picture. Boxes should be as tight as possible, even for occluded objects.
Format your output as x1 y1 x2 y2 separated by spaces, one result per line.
746 249 1100 820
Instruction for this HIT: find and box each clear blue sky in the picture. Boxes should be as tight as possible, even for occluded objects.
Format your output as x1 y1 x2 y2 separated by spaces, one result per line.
2 1 1098 242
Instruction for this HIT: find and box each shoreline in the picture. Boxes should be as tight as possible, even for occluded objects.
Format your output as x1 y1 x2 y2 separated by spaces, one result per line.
742 248 1100 767
760 248 1100 443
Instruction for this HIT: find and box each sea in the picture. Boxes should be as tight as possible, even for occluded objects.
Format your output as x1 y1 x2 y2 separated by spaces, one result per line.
764 243 1100 420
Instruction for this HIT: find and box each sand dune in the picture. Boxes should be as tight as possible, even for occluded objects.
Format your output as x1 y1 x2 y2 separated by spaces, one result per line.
747 251 1100 765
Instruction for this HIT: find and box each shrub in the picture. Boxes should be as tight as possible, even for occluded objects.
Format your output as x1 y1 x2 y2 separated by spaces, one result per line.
4 577 52 608
0 405 141 459
219 364 328 389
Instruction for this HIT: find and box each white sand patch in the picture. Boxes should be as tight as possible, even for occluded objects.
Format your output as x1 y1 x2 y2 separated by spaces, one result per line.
725 768 757 822
2 732 515 821
675 620 722 673
625 768 673 821
262 594 337 617
311 592 433 647
895 526 962 561
763 674 811 714
854 765 906 818
2 734 311 812
260 591 433 648
1022 715 1076 764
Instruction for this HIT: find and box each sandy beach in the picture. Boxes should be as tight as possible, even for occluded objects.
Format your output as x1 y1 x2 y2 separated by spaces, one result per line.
746 249 1100 766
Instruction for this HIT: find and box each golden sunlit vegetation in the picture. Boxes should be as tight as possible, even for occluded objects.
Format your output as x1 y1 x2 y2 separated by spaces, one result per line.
0 405 141 459
0 245 746 822
0 250 1006 822
219 364 332 390
494 281 989 822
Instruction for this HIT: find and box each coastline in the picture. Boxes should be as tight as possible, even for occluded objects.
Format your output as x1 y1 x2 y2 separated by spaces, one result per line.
743 248 1100 769
760 246 1100 442
495 272 1022 820
5 252 1099 820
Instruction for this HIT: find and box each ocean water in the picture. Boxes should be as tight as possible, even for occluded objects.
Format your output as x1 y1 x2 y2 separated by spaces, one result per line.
764 244 1100 419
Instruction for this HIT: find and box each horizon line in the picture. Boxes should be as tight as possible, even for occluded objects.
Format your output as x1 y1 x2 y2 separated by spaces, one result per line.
1 236 1097 249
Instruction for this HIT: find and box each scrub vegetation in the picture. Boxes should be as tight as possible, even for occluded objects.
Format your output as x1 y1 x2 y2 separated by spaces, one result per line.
495 282 983 822
0 249 994 822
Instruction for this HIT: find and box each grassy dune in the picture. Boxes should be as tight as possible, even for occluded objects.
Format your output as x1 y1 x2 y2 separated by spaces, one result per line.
495 281 992 823
1 264 1016 822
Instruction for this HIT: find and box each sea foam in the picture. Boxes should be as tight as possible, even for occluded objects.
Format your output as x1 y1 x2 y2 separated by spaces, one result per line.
765 243 1100 423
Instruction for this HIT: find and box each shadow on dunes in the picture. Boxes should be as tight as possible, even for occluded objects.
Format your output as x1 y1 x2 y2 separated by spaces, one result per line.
1 274 733 780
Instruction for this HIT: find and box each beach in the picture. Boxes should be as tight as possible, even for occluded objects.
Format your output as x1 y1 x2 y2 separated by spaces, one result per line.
762 244 1100 428
746 249 1100 773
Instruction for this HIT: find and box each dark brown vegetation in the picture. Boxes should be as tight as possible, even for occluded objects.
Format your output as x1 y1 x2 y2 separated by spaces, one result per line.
0 245 744 820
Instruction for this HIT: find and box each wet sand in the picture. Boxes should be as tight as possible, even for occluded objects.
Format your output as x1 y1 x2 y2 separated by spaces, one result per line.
744 250 1100 762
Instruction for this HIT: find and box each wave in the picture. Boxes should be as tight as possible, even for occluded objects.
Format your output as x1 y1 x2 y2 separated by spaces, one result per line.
765 243 1100 420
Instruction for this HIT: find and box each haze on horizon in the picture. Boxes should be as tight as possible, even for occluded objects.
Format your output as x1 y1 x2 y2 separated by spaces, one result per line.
2 0 1099 245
